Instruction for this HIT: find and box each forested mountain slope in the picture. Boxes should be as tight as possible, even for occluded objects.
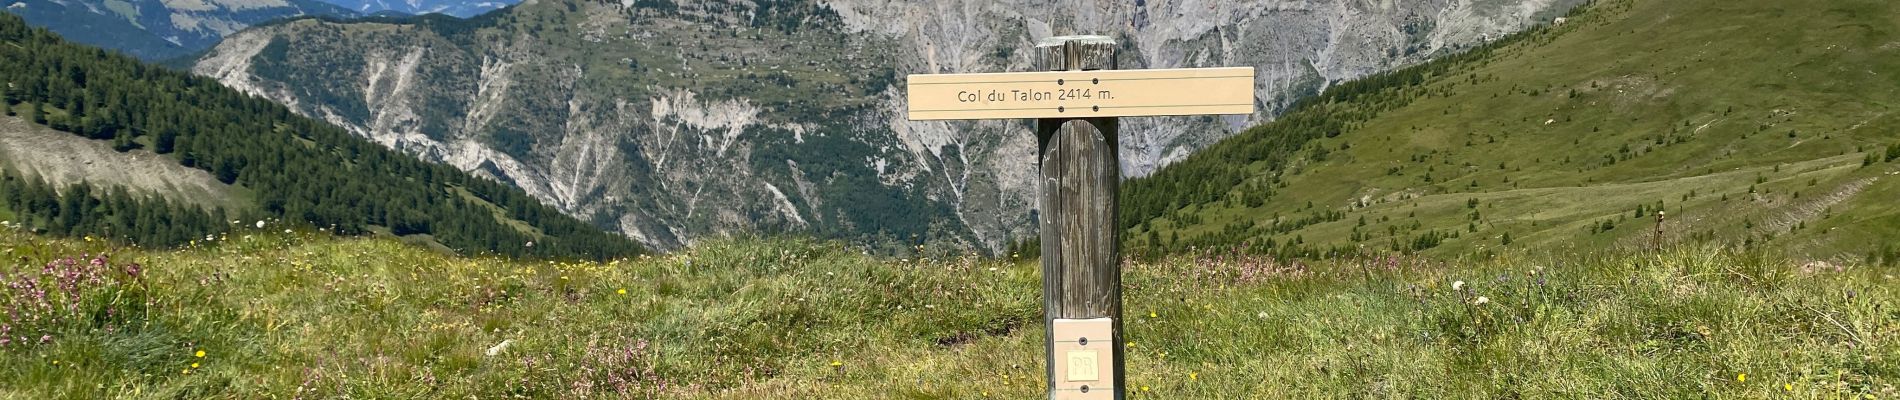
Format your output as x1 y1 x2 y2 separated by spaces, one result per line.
1126 0 1900 264
0 13 640 259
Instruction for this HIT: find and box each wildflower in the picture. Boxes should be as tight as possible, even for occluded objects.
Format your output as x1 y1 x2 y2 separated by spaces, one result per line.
486 340 513 356
830 360 843 367
1452 280 1466 291
255 220 266 229
191 363 199 369
1141 385 1150 392
196 350 206 358
1785 383 1792 391
1148 310 1157 318
182 369 190 375
1473 296 1490 305
1737 373 1746 382
617 288 627 295
1190 372 1198 381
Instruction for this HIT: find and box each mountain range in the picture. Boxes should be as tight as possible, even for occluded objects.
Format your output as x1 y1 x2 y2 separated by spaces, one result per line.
318 0 515 18
188 0 1584 252
1 0 358 60
0 0 518 61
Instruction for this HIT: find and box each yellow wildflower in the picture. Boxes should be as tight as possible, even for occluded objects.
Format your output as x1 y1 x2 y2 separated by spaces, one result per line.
1148 310 1157 318
195 350 206 358
617 288 627 295
1784 383 1792 392
1190 372 1198 381
191 363 199 369
830 360 843 367
1141 385 1150 392
1737 373 1745 382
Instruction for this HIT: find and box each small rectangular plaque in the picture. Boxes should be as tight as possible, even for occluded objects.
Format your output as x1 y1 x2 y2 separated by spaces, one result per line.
1051 318 1114 400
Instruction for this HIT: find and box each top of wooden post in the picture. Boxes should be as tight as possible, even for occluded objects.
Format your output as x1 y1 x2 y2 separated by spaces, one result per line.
1036 35 1116 72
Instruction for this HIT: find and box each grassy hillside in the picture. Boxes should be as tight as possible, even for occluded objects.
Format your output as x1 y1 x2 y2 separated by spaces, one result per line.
0 230 1892 398
1125 0 1900 263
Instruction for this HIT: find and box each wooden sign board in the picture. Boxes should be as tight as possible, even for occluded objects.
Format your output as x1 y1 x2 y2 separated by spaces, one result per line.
906 67 1256 120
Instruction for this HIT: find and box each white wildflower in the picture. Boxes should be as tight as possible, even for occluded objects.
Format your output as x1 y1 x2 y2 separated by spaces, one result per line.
1452 280 1466 291
255 220 266 229
485 339 513 356
1474 296 1490 305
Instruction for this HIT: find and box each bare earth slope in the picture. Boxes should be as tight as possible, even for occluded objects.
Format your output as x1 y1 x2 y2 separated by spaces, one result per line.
0 115 248 211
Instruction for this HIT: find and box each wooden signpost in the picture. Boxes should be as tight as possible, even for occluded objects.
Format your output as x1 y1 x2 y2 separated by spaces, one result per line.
906 35 1255 399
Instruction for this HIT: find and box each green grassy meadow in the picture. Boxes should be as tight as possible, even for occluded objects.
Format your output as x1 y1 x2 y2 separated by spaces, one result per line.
0 228 1892 398
1132 0 1900 262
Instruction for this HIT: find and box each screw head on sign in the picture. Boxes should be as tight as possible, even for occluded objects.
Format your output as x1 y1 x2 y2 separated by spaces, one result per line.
1058 79 1066 85
1080 385 1090 393
1092 78 1100 84
1093 106 1100 112
1059 106 1066 113
1078 337 1088 346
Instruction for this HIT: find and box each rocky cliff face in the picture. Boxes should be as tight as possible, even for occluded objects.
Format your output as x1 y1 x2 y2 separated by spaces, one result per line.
193 0 1580 252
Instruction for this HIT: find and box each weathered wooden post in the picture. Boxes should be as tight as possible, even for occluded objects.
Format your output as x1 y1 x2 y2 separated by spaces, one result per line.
1033 35 1125 400
904 35 1254 399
